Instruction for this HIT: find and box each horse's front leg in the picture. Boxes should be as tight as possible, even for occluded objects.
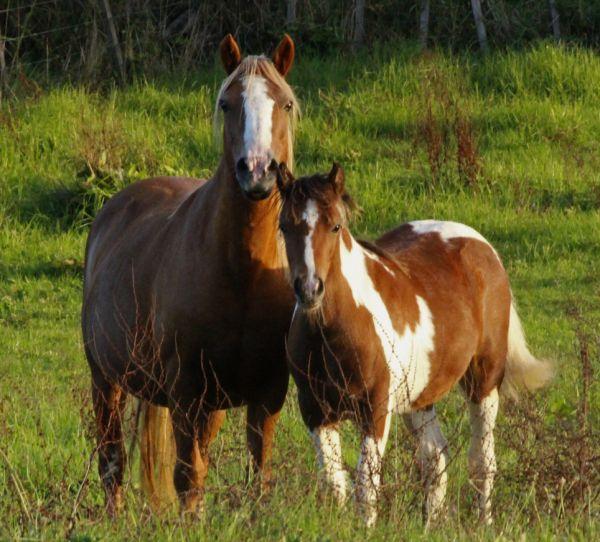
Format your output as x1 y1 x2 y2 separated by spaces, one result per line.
246 403 282 493
311 424 349 504
171 401 225 515
355 405 391 527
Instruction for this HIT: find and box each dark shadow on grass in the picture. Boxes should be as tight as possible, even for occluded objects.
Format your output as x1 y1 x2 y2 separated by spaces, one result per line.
0 259 83 282
14 173 128 232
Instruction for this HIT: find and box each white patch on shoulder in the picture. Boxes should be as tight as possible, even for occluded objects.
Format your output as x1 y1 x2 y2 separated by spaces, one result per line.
409 219 499 259
339 237 435 412
302 199 319 288
242 75 275 171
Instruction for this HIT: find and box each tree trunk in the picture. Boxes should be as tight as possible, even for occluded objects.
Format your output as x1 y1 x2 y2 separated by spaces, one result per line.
353 0 365 50
0 35 5 103
286 0 297 26
548 0 561 40
470 0 488 53
101 0 126 83
419 0 430 50
84 13 100 82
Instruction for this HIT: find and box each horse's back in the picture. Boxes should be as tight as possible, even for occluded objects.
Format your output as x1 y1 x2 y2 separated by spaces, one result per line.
377 219 503 280
84 176 207 285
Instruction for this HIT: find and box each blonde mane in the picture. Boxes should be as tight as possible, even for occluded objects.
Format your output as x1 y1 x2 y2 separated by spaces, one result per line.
213 55 299 171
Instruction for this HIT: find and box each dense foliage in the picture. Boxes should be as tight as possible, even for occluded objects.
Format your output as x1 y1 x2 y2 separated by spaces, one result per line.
1 0 600 84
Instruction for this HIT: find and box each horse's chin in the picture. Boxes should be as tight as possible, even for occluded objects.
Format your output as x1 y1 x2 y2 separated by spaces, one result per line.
242 188 272 201
246 192 271 201
297 299 323 313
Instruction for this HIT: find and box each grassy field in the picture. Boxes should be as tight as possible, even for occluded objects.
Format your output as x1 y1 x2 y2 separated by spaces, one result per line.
0 41 598 540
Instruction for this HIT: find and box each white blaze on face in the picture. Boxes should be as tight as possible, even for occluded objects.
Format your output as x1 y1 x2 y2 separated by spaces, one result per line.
241 75 275 176
339 236 435 412
302 199 320 291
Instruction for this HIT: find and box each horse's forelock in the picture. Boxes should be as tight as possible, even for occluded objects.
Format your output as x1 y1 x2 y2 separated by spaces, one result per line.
213 55 299 170
285 175 354 225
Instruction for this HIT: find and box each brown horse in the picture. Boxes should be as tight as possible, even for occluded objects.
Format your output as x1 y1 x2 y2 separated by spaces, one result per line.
276 164 553 526
82 34 298 515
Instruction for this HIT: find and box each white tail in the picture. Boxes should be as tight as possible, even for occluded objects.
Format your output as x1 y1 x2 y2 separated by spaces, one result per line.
502 301 554 398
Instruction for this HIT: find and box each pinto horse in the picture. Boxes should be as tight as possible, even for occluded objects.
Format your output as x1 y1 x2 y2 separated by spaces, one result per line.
276 164 552 526
82 34 298 515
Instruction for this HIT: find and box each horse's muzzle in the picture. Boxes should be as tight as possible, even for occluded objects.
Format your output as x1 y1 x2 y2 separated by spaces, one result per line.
294 276 325 310
236 157 278 201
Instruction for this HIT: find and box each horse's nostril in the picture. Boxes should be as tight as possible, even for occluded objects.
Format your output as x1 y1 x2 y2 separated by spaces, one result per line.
316 278 324 296
237 158 249 172
293 277 303 297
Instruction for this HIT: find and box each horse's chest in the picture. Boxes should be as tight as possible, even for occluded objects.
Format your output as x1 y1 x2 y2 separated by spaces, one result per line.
339 242 436 412
345 291 436 413
374 298 435 412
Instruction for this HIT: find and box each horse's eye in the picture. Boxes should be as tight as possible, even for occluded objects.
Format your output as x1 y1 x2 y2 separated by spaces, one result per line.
332 224 341 233
279 223 288 234
219 99 229 112
283 101 293 112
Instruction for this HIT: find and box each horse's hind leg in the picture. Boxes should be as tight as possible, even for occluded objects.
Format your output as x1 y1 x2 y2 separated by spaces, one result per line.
465 386 499 525
461 339 504 524
409 407 448 526
91 370 127 516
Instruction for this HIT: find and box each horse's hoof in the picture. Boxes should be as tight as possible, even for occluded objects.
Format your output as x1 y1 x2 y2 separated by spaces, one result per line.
105 489 123 517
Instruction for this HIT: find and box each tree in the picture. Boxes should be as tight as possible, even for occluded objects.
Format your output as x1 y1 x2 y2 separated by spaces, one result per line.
286 0 297 26
470 0 488 53
548 0 561 40
419 0 430 50
354 0 365 49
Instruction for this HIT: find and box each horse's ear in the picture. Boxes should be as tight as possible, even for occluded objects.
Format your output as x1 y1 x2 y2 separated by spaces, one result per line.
220 34 242 75
272 34 295 77
276 162 294 194
328 162 345 194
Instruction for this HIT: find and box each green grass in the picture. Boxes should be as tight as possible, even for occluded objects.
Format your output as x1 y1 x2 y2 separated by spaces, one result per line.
1 41 598 540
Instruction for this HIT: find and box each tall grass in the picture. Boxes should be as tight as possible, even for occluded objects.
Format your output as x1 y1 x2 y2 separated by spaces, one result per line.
0 41 598 540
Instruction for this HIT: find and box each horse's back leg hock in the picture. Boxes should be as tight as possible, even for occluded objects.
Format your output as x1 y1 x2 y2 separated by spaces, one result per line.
91 371 127 516
467 388 499 524
246 403 281 493
411 407 448 526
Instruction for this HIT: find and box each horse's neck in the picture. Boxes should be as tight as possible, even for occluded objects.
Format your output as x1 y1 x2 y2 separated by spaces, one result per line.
205 159 284 270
